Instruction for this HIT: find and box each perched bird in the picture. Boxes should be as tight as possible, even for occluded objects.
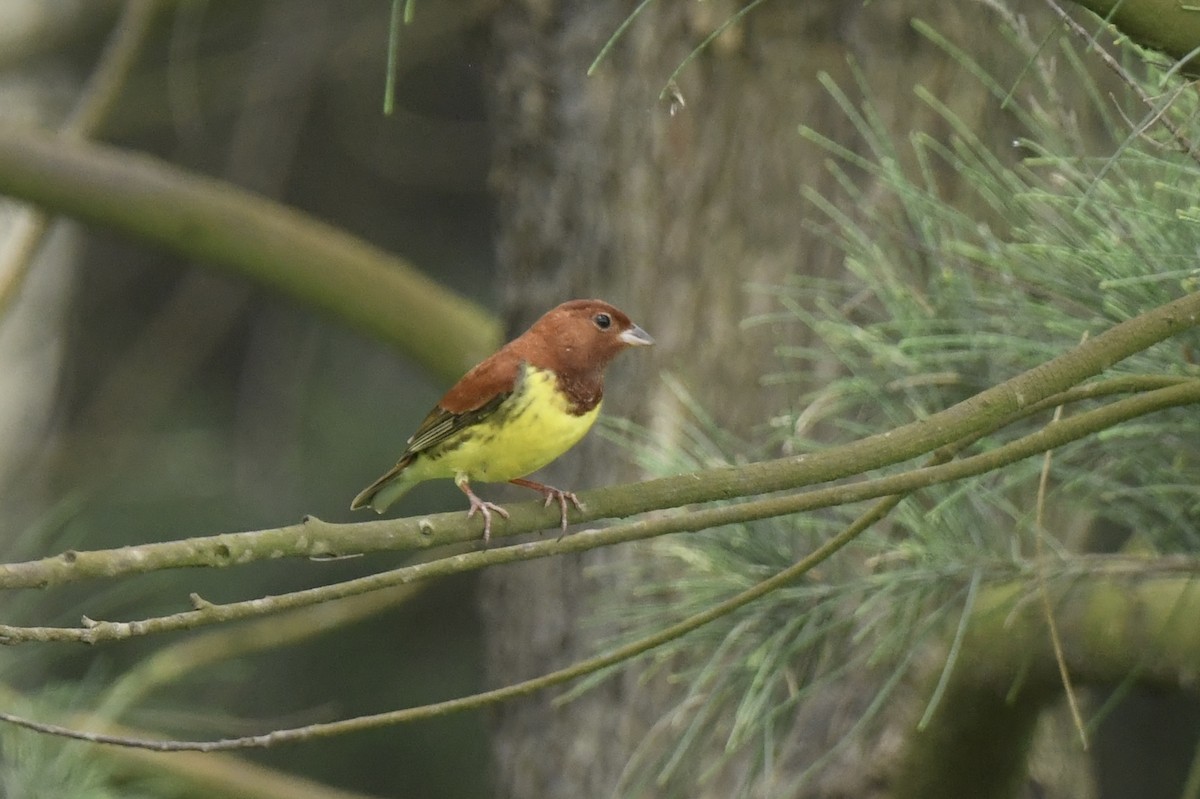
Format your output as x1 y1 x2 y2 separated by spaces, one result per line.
351 299 653 542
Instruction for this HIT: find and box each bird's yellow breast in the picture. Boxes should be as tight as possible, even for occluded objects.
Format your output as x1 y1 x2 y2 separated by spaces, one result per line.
416 365 600 484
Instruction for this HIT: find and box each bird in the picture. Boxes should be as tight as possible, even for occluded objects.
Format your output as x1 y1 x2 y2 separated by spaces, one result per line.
351 299 653 542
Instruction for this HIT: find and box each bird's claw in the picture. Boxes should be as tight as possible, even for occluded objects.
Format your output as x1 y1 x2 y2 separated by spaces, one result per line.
465 496 509 544
540 488 585 533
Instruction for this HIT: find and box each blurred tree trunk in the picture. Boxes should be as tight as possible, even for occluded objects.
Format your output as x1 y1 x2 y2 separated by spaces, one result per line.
480 2 1173 798
482 1 1200 796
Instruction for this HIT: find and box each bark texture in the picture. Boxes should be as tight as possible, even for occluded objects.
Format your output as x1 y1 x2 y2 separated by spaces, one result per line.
481 2 1102 797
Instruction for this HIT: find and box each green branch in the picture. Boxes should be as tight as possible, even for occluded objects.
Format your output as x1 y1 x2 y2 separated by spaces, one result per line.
1068 0 1200 72
894 573 1200 799
0 1 161 315
6 455 1200 752
3 378 1198 645
0 290 1196 592
0 127 500 383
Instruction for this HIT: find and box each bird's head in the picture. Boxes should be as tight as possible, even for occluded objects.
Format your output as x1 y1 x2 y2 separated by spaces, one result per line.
526 299 653 374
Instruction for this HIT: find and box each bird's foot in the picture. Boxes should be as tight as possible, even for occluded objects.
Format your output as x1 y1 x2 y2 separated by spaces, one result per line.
457 480 509 544
510 478 584 534
465 496 509 544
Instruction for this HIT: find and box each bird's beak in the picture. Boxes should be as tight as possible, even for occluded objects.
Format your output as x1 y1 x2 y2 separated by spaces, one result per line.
620 324 654 347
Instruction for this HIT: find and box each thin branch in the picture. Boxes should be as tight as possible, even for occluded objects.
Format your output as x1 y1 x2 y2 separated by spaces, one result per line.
1046 0 1200 161
103 580 432 712
10 379 1200 751
0 128 500 383
0 684 385 799
0 282 1196 592
0 373 1180 594
3 378 1198 646
0 443 927 751
1065 0 1200 75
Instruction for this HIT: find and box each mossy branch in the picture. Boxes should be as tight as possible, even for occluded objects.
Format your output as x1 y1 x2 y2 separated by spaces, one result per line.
0 127 500 382
0 288 1194 593
6 492 1200 752
2 374 1199 645
893 574 1200 799
1068 0 1200 73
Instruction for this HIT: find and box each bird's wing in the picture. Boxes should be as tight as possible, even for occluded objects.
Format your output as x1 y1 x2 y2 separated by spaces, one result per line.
403 352 526 455
403 391 511 454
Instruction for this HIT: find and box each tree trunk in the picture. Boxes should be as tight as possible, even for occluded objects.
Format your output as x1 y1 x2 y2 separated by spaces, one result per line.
481 2 1098 797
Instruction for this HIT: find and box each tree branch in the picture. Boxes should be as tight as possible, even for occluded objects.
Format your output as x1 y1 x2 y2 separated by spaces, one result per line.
1068 0 1200 73
0 1 163 315
894 572 1200 799
0 289 1196 592
6 473 1200 753
0 127 500 382
3 377 1198 645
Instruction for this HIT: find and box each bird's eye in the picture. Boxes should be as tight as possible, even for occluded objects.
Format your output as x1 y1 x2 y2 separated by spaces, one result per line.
593 313 612 330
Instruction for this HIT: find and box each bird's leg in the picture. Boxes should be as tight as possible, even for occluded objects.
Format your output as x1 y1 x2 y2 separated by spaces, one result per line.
509 477 584 533
455 476 508 544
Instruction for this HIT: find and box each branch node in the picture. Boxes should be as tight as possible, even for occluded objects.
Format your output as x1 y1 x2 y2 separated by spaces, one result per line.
189 593 214 611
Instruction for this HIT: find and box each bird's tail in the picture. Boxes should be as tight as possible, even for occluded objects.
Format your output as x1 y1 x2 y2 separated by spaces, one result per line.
350 454 416 512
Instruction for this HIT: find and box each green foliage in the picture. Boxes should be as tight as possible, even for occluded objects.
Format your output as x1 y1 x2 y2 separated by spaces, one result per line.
0 686 158 799
601 9 1200 797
